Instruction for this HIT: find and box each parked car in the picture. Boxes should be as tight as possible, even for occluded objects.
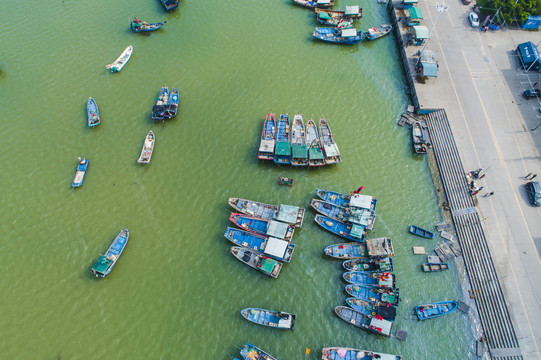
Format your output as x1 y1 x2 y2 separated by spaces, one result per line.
462 0 472 4
526 181 541 206
468 12 480 27
524 89 541 99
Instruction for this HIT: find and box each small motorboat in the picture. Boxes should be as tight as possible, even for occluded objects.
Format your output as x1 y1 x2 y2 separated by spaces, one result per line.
422 263 449 272
240 308 296 330
130 18 166 32
106 45 133 72
137 130 155 164
409 224 435 239
278 177 293 186
415 301 458 320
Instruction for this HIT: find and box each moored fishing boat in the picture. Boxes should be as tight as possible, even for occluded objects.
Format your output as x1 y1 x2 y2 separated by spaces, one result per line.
334 306 393 337
224 227 295 262
228 198 305 227
324 238 394 259
291 0 335 8
422 263 449 272
347 194 378 231
345 285 400 306
91 229 129 277
364 24 392 40
306 119 325 166
316 189 350 207
229 213 295 242
87 97 100 127
343 258 394 272
314 215 365 242
106 45 133 72
130 18 166 32
315 6 363 26
72 157 89 188
311 199 349 222
415 301 458 320
160 0 180 11
241 308 296 330
274 114 291 165
291 114 308 166
137 130 155 164
152 86 169 121
257 113 276 160
322 347 402 360
318 118 341 164
412 121 427 154
239 343 278 360
313 27 364 45
230 246 282 278
344 299 398 321
409 224 435 238
343 272 396 289
164 87 179 118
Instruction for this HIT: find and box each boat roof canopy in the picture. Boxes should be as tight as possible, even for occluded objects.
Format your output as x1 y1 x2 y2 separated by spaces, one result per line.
348 209 371 227
345 5 360 15
341 28 358 37
276 204 300 224
349 224 365 238
275 141 291 156
260 257 276 273
350 194 372 209
323 143 340 157
317 0 331 4
264 237 289 258
267 220 290 238
319 12 332 20
92 256 112 274
370 317 392 335
291 143 308 158
408 7 423 19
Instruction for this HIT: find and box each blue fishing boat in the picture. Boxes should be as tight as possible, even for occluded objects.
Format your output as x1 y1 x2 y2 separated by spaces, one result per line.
334 306 393 337
274 114 291 165
415 301 458 320
314 215 365 242
316 189 350 207
257 113 276 160
160 0 180 11
422 263 449 272
152 86 169 121
345 285 400 306
229 213 295 242
412 121 428 154
72 157 89 188
239 343 277 360
240 308 296 330
291 114 308 166
106 45 132 72
313 27 364 45
343 258 394 272
224 227 295 262
87 97 100 127
347 194 378 231
409 224 435 239
322 347 402 360
364 24 392 40
165 87 179 118
324 238 394 259
306 119 325 166
130 18 166 32
291 0 335 8
319 118 341 164
311 199 349 221
91 229 129 277
315 6 363 26
344 298 398 321
343 272 396 289
228 198 305 227
230 247 282 278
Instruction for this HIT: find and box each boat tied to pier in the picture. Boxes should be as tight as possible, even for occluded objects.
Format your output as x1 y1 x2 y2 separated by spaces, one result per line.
274 114 291 165
257 113 276 161
241 308 296 330
345 285 400 306
291 114 308 166
322 347 402 360
313 27 364 44
334 305 393 337
343 258 394 272
306 119 325 166
224 227 295 263
230 246 282 278
324 238 394 259
318 118 341 164
315 6 363 26
415 301 458 320
228 198 305 227
364 24 392 40
229 213 295 242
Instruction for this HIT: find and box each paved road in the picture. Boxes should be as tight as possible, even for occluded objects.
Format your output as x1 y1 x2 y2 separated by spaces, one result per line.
401 0 541 358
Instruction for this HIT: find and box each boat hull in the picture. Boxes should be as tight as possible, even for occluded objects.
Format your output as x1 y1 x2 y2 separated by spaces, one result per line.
334 306 392 337
230 213 295 241
165 88 179 118
343 258 394 272
313 27 363 44
274 114 291 164
422 263 449 272
364 24 392 40
257 113 276 160
240 344 277 360
415 301 458 320
345 285 400 306
91 229 129 277
345 298 398 321
72 158 89 188
343 272 396 289
291 115 308 166
152 87 169 121
224 227 295 262
322 347 402 360
230 246 282 278
315 215 365 242
160 0 180 11
241 308 296 330
137 130 155 164
106 45 133 72
130 20 166 32
319 118 341 164
409 224 435 238
87 97 100 127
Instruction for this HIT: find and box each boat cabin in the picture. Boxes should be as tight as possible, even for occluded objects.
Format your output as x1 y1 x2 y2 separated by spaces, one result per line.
344 5 360 16
267 220 294 240
341 28 358 37
366 237 394 257
369 316 393 336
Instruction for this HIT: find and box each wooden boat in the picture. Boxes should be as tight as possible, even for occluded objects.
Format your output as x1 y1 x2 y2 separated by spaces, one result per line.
291 0 335 9
311 199 349 222
106 45 133 72
291 114 308 166
130 18 166 32
316 189 350 207
415 301 458 320
313 27 364 45
160 0 180 11
314 215 365 242
72 157 89 188
364 24 392 41
345 299 398 321
318 118 341 164
91 229 129 277
229 213 295 242
224 227 295 262
278 177 293 186
230 246 282 278
345 285 400 306
324 238 394 259
240 343 277 360
274 114 291 165
343 258 394 272
334 306 393 337
152 86 169 121
322 347 402 360
87 97 100 127
422 263 449 272
164 88 179 118
137 130 155 164
343 272 396 289
409 224 435 239
228 198 305 227
412 121 428 154
306 119 325 166
241 308 296 330
315 7 363 26
257 113 276 160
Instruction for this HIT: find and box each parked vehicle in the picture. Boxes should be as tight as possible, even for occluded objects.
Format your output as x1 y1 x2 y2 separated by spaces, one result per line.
524 89 541 99
468 12 479 27
526 181 541 206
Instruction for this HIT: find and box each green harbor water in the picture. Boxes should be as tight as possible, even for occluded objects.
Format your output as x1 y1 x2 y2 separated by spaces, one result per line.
1 0 476 359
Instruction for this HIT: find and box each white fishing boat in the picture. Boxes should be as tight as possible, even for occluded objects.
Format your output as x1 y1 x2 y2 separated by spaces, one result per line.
106 45 133 72
137 130 155 164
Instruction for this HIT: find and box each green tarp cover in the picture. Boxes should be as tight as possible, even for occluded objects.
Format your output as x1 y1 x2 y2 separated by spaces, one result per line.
275 141 291 156
408 7 423 19
413 25 429 39
92 256 112 274
319 12 332 20
267 220 290 239
292 143 308 159
349 224 365 238
260 258 276 274
309 147 325 160
276 204 299 224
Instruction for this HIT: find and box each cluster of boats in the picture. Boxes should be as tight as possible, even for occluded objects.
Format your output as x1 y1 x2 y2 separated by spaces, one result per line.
152 86 180 121
258 113 341 166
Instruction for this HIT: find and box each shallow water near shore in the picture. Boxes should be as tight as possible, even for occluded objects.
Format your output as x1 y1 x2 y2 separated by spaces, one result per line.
0 0 475 359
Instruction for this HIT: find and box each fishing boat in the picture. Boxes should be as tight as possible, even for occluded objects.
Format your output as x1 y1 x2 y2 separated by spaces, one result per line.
137 130 155 164
324 238 394 259
322 347 402 360
318 118 341 164
164 88 179 118
229 213 295 242
412 121 427 154
87 97 100 127
343 258 394 272
316 189 350 207
274 114 291 165
239 343 278 360
160 0 180 11
343 272 396 289
130 18 166 32
91 229 129 277
72 157 89 188
415 301 458 320
347 194 378 231
422 263 449 272
345 285 400 306
409 225 435 239
314 215 365 242
306 119 325 166
344 299 398 321
257 113 276 161
364 24 392 40
334 306 393 337
224 227 295 262
106 45 133 72
240 308 296 330
291 0 335 9
291 114 308 166
228 198 305 227
311 199 349 222
152 86 169 121
313 27 364 45
315 6 363 26
278 177 293 186
230 247 282 278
